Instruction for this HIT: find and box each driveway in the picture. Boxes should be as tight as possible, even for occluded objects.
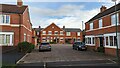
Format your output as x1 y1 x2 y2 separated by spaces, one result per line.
17 44 116 64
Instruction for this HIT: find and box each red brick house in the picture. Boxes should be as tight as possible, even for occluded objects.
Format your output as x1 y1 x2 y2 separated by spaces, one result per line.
0 0 32 46
32 23 82 44
85 3 120 56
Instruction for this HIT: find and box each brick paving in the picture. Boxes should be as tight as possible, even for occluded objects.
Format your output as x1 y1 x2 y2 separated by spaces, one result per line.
17 44 116 64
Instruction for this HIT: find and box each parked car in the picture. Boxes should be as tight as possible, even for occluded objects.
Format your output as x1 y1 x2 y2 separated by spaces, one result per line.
39 42 51 51
72 41 87 51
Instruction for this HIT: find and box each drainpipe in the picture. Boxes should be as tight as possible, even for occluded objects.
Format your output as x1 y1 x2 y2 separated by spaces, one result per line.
19 14 21 43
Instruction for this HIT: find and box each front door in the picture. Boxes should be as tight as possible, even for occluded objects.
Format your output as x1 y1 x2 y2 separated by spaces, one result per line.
99 37 103 47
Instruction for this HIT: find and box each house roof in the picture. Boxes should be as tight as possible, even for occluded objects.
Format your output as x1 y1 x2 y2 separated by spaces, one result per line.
33 28 81 32
34 28 43 32
63 28 81 32
87 3 120 23
0 4 28 14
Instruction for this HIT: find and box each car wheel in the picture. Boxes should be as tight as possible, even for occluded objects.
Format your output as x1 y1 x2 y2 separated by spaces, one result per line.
77 48 80 51
75 47 77 50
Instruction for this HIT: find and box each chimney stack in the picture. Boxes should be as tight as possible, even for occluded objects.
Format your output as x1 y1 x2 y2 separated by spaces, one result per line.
17 0 23 7
100 6 107 12
63 26 65 29
39 26 41 28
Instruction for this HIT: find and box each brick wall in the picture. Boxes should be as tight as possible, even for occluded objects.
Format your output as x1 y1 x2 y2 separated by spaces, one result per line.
1 7 32 46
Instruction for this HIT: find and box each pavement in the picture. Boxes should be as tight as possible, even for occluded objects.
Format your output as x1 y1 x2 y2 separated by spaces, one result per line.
16 44 120 68
2 49 25 65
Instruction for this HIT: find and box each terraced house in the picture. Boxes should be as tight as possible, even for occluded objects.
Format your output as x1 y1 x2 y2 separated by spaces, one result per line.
0 0 32 46
85 3 120 56
32 23 82 44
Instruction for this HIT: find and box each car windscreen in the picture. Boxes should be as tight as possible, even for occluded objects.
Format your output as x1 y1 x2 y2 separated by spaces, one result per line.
41 43 49 45
75 42 84 45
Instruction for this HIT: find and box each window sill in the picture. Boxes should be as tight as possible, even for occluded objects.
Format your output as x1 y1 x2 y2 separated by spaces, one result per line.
85 44 95 46
0 44 13 46
105 46 117 48
0 23 10 25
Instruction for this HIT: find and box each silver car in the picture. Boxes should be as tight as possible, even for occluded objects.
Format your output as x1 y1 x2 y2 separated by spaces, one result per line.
39 42 51 51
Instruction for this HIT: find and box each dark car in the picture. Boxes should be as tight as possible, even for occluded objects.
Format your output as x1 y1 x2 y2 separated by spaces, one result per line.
39 42 51 51
72 41 87 51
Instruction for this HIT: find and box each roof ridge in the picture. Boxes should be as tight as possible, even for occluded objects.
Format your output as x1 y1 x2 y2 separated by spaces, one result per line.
0 4 28 7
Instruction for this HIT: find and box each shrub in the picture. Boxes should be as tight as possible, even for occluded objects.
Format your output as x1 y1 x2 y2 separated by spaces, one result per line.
27 43 35 53
17 41 35 53
29 43 35 49
50 42 56 44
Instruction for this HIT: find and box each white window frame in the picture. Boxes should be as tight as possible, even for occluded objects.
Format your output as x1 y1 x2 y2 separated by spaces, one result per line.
77 32 80 36
90 22 93 30
85 36 95 46
24 33 26 41
0 15 10 24
111 13 119 26
48 31 52 35
104 33 120 48
99 18 102 28
54 31 58 35
37 32 39 35
42 31 46 35
60 31 63 35
0 32 14 46
66 32 71 36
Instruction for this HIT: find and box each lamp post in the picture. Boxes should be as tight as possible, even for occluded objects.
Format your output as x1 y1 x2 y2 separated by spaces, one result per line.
82 21 84 31
111 0 119 63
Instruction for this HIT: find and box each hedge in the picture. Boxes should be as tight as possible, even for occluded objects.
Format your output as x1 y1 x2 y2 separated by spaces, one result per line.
17 41 35 53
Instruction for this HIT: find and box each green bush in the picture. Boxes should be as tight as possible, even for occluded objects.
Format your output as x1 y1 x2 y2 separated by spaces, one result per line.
17 41 35 53
27 43 35 53
50 42 56 44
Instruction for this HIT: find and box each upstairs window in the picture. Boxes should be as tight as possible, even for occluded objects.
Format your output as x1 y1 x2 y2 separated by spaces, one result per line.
77 32 80 36
0 15 10 24
48 31 52 35
90 22 93 30
66 32 71 36
42 31 46 35
99 19 102 28
37 32 39 35
111 13 119 25
60 31 63 35
54 31 58 35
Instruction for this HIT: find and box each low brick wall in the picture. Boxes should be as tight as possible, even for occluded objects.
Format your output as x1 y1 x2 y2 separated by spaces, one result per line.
0 46 16 54
86 45 95 51
105 47 120 57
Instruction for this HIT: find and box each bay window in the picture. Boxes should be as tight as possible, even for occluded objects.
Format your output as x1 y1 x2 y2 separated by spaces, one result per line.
0 32 14 46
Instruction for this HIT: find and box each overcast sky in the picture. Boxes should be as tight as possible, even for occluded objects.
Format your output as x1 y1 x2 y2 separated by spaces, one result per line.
1 0 120 29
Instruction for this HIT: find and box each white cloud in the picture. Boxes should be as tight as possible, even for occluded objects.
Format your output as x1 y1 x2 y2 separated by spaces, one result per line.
30 2 118 29
30 4 100 29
